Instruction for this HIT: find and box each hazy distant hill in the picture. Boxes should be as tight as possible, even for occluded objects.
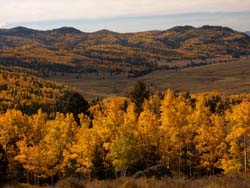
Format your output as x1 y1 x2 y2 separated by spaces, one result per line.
246 31 250 36
0 25 250 76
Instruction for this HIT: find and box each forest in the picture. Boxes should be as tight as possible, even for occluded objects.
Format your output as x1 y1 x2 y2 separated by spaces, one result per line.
1 79 250 187
1 26 250 77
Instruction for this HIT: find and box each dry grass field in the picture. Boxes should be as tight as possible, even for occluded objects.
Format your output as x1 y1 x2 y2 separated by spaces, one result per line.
4 174 250 188
48 57 250 99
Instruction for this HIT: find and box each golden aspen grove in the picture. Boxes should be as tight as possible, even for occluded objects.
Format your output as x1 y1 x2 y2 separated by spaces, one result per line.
2 72 250 187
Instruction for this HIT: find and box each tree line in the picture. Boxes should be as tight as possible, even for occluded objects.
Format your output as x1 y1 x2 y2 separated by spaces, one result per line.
1 82 250 185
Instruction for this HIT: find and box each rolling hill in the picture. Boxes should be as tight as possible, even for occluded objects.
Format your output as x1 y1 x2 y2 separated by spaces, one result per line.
0 66 72 113
0 25 250 77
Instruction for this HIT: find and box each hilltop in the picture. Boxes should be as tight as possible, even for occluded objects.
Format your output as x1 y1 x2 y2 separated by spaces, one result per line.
0 25 250 77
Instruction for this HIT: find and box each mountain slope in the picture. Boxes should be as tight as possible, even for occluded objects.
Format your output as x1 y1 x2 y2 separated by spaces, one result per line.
0 25 250 76
0 66 71 113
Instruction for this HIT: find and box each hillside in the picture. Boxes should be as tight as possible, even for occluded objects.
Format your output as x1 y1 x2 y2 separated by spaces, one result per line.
246 31 250 36
0 25 250 77
0 66 71 113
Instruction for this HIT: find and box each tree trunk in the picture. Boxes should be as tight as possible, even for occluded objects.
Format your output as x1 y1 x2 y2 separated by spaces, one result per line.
27 171 29 184
34 172 36 186
168 153 170 170
51 175 53 186
89 172 91 182
178 147 182 176
244 135 247 173
189 155 192 177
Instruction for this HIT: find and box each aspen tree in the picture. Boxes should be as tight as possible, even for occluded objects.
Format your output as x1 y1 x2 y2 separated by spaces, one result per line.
225 101 250 173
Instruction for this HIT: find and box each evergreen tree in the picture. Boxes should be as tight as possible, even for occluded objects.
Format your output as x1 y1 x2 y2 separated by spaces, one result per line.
129 81 151 113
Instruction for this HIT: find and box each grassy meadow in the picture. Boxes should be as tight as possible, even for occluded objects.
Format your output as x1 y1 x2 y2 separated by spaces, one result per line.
4 174 250 188
49 57 250 99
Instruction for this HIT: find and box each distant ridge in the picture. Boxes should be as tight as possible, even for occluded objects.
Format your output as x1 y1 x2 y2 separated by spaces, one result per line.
168 25 195 32
0 25 250 77
0 26 39 36
51 27 82 34
0 25 245 34
93 29 116 34
200 25 234 32
246 31 250 36
12 26 36 32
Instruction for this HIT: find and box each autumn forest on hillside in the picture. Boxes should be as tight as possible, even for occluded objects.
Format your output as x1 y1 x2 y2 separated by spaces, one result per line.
1 25 250 78
1 74 250 187
1 23 250 188
2 0 250 187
